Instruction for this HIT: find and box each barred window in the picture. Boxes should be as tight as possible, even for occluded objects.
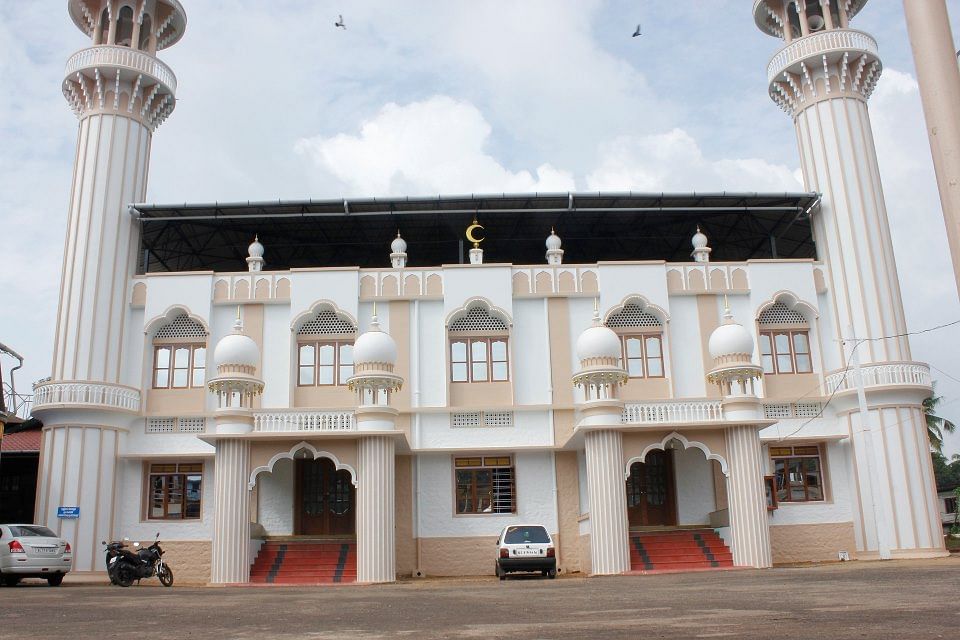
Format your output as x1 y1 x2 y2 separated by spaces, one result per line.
147 463 203 520
298 341 354 386
455 456 515 514
769 446 824 503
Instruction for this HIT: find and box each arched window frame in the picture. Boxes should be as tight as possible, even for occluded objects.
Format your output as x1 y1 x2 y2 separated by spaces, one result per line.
604 302 666 379
116 5 135 47
151 314 209 390
447 304 511 384
757 301 814 376
295 308 358 387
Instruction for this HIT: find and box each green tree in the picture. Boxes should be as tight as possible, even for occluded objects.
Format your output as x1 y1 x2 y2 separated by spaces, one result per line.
924 390 956 453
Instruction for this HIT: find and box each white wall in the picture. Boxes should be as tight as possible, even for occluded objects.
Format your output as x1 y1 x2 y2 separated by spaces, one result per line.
416 411 553 449
261 303 292 408
417 451 559 537
512 298 550 405
766 441 854 526
114 459 214 541
257 458 294 535
673 447 716 525
416 301 446 407
667 296 706 398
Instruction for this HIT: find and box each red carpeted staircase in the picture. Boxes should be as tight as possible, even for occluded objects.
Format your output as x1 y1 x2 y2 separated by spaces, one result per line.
249 540 356 584
629 529 734 573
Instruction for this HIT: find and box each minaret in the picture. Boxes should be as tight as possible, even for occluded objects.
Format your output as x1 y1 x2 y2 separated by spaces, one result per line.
755 1 944 559
32 1 187 573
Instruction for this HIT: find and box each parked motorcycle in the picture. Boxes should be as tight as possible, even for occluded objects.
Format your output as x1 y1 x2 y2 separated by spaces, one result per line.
112 533 174 588
102 539 129 585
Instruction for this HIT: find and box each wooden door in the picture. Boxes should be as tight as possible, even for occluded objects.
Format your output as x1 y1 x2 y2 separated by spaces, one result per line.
626 450 677 527
295 458 355 536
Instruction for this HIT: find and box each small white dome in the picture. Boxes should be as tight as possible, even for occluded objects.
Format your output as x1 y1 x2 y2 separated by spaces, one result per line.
708 310 754 359
214 332 260 368
391 233 407 254
692 227 708 249
576 325 622 362
248 236 264 258
353 317 397 365
546 230 562 251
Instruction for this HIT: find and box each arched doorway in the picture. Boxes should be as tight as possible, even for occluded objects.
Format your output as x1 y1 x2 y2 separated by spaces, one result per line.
626 450 677 527
295 458 355 536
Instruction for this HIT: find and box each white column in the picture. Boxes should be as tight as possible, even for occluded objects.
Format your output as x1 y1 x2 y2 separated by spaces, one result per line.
584 430 630 575
357 435 396 583
211 439 251 584
724 425 772 568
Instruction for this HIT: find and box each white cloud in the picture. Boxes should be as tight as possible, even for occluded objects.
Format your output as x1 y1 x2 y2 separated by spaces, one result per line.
586 128 802 192
295 96 575 195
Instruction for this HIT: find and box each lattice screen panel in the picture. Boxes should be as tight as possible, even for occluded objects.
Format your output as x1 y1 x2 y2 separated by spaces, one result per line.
298 310 357 335
146 417 176 433
449 306 509 332
179 417 207 433
155 315 208 339
605 303 662 328
758 302 806 325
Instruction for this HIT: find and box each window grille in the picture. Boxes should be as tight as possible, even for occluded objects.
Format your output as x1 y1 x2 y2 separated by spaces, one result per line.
763 402 824 419
763 404 793 419
451 412 482 428
483 412 514 427
758 302 806 325
298 310 357 336
449 306 509 332
605 304 662 328
179 417 207 433
155 315 207 339
451 411 514 428
146 417 176 433
795 402 823 418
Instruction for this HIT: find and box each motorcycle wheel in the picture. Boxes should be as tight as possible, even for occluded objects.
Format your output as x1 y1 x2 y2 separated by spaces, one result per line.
115 564 135 588
158 565 174 587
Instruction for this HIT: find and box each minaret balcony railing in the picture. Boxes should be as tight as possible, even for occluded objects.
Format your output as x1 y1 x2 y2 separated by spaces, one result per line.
253 410 356 433
622 400 725 425
767 29 878 85
65 45 177 94
32 381 141 413
824 362 932 395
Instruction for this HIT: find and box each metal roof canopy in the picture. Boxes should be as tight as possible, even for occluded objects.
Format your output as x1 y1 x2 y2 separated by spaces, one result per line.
130 192 820 273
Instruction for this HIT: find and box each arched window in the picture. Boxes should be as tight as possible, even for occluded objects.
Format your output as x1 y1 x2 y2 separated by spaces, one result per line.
152 314 208 389
99 8 110 44
116 5 134 47
296 309 357 387
605 303 664 379
139 14 152 51
448 305 510 383
757 302 812 375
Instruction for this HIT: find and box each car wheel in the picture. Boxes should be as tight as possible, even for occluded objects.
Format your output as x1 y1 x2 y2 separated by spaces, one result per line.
548 569 557 579
47 574 64 587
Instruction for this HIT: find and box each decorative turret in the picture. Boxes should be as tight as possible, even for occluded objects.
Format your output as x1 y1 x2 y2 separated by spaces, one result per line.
691 226 711 263
246 236 265 272
390 231 408 268
208 309 264 433
545 228 564 265
706 302 762 398
347 308 403 431
572 302 628 426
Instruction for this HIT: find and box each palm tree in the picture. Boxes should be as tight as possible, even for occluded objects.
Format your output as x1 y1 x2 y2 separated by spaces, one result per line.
924 389 956 453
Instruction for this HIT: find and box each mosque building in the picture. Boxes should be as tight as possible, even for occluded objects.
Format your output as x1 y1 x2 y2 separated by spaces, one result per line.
32 0 947 584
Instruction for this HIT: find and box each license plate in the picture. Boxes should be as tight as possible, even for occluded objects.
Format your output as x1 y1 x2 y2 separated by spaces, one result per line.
513 549 541 556
33 547 56 554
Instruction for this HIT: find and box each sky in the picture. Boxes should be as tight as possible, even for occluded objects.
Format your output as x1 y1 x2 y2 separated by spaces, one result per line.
1 1 959 455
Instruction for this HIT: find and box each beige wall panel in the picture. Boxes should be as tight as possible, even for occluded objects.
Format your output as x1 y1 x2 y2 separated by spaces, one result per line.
620 378 671 401
293 385 355 408
145 387 205 414
770 522 857 564
578 533 592 575
553 409 575 446
359 276 375 298
764 373 820 398
275 278 290 299
555 452 582 574
621 429 727 467
558 271 575 293
159 541 212 585
395 456 416 576
547 298 573 406
425 274 442 295
696 295 721 398
448 380 512 407
389 301 411 410
249 439 358 475
418 536 498 576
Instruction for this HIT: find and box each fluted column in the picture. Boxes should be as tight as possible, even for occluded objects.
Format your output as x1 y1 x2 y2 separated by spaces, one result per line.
211 439 251 584
584 430 630 575
724 425 772 568
357 435 396 583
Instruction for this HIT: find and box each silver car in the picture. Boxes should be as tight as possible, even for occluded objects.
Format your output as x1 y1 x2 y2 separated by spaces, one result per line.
0 524 73 586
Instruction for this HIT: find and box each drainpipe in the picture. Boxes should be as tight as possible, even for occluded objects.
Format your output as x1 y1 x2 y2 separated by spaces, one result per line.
0 341 24 407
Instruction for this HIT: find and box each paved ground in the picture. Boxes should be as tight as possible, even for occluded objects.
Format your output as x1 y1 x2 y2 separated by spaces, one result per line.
1 558 958 639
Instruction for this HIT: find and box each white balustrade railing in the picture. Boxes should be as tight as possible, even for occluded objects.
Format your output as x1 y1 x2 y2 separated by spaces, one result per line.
32 381 141 412
824 362 932 394
65 46 177 92
622 401 724 425
254 410 356 433
767 29 878 84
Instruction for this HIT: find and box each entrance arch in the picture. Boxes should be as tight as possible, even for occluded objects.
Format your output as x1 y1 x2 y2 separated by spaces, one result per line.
295 457 355 536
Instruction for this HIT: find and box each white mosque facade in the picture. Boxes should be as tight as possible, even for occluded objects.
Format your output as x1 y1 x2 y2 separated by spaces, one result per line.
31 0 947 584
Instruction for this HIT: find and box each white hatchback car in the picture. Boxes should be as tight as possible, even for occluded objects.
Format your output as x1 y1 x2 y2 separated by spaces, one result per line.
0 524 73 587
495 524 556 580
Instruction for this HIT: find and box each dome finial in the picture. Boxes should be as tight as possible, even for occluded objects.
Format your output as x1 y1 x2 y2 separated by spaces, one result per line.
370 301 381 331
234 305 243 332
593 298 602 325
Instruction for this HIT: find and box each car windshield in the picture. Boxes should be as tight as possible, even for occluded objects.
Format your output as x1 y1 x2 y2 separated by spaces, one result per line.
10 525 57 538
504 526 550 544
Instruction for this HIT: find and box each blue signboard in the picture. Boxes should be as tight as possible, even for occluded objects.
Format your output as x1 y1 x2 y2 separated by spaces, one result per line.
56 506 80 519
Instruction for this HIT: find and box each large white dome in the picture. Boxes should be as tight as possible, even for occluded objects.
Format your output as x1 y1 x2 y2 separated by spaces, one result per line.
354 325 398 365
576 324 622 362
708 314 754 359
214 332 260 368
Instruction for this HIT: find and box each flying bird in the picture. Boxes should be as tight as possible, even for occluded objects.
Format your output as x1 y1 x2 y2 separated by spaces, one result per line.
335 14 346 29
632 24 642 37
